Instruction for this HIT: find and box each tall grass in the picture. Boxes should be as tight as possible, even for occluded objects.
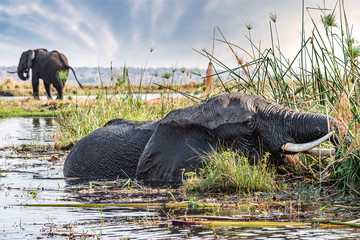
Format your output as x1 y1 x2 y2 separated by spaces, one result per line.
55 92 193 148
184 149 276 193
198 4 359 110
193 0 360 192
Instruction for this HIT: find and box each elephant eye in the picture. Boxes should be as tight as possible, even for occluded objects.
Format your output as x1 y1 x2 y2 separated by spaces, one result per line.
245 116 255 129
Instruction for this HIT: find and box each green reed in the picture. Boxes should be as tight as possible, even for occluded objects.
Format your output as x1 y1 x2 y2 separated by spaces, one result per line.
194 0 360 192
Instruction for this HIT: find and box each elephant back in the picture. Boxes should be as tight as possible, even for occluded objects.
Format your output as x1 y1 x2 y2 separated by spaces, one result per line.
64 122 155 180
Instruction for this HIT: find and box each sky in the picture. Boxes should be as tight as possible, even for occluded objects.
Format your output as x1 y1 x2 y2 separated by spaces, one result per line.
1 0 360 69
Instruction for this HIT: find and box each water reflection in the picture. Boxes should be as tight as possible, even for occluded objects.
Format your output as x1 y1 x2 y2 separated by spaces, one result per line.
32 117 40 127
0 117 56 148
45 117 53 126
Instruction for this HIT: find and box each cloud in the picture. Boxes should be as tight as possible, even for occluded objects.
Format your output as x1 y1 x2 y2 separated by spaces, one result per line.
1 0 360 69
129 0 146 19
0 0 119 66
150 0 165 38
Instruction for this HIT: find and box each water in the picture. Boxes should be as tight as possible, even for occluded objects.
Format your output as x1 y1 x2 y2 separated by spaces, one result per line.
0 117 55 148
1 117 360 239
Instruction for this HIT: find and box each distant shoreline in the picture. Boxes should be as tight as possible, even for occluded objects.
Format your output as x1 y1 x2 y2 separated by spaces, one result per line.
0 66 205 85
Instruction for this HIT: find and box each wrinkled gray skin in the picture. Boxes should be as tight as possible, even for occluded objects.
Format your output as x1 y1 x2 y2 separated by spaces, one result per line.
64 92 350 185
16 48 82 99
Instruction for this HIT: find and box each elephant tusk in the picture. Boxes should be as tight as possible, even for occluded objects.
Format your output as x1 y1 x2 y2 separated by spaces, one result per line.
7 70 18 74
281 131 334 153
304 147 336 156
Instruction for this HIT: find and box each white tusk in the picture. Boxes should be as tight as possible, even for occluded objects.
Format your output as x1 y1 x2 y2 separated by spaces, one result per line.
281 131 334 153
304 148 336 156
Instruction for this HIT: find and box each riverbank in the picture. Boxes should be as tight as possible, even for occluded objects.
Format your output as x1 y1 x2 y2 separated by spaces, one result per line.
0 97 73 117
0 77 203 97
0 77 204 118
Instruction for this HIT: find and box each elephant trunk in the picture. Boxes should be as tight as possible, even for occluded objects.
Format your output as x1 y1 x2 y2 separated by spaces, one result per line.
287 111 349 147
17 69 29 81
260 104 350 154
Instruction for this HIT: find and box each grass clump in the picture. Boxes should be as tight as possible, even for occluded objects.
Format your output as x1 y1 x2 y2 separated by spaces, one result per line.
184 150 276 193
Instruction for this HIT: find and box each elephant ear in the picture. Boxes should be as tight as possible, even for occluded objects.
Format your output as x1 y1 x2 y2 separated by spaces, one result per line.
136 121 217 185
26 50 35 68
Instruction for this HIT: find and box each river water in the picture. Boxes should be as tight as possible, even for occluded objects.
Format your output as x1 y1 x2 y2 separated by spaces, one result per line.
1 117 360 239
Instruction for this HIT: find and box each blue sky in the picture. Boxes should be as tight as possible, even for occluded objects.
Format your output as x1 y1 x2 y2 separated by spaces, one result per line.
1 0 360 68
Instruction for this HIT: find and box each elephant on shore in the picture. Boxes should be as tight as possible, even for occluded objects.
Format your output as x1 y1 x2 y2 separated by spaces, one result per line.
63 92 351 185
8 48 82 99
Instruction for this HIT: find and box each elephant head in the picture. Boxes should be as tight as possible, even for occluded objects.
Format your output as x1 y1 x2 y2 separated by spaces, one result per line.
17 50 35 81
136 92 351 184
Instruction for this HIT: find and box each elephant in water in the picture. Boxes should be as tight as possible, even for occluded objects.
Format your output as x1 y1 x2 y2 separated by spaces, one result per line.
8 48 82 99
63 92 351 185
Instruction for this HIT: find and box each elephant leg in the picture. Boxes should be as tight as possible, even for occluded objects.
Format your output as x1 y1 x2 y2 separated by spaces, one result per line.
56 86 63 100
32 76 40 100
44 82 52 99
53 80 64 100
